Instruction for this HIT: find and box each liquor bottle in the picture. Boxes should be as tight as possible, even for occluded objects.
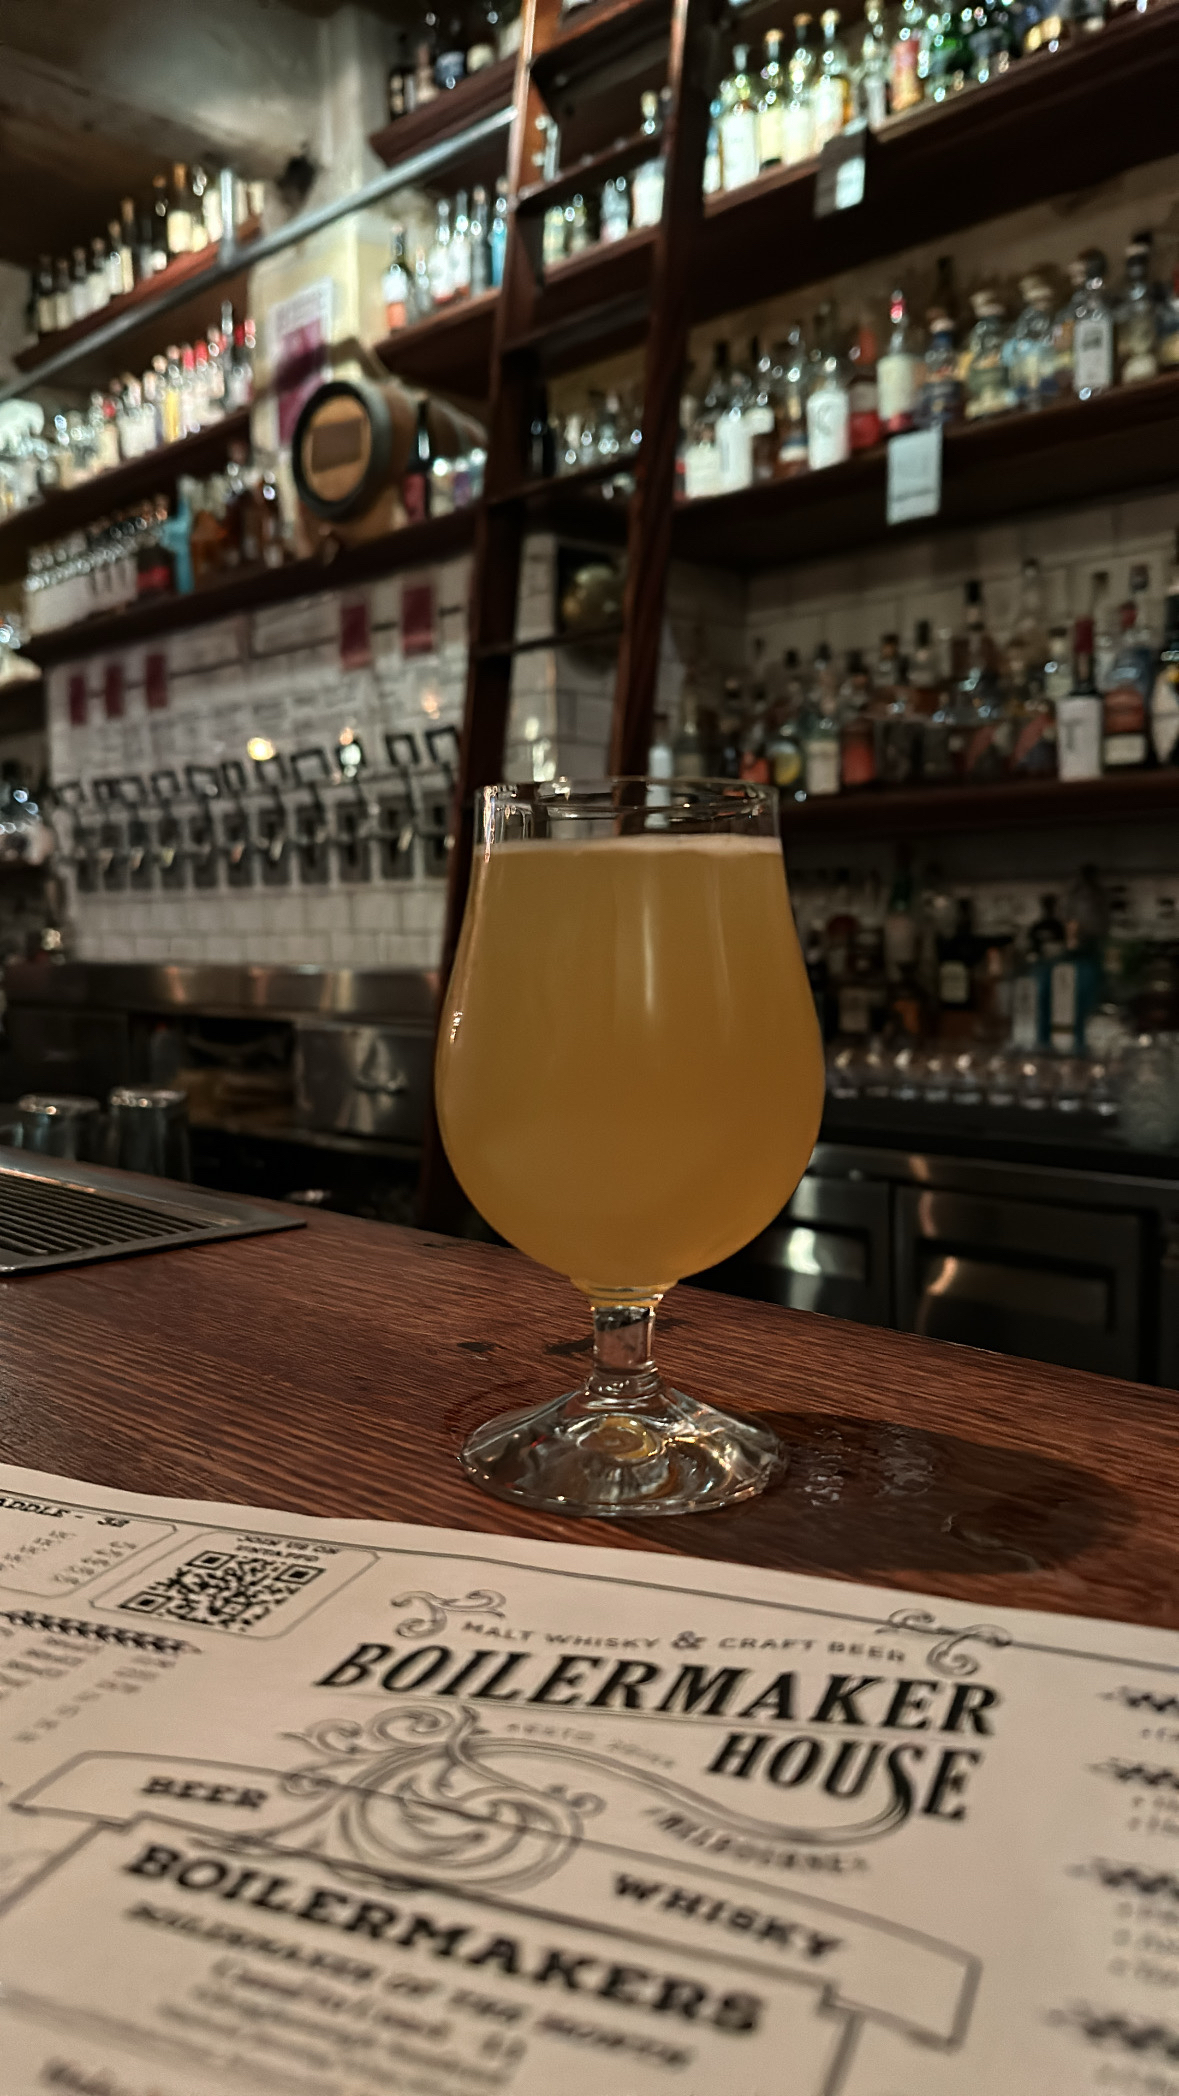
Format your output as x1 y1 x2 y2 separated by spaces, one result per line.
450 193 473 299
51 256 71 333
414 37 439 105
565 194 591 253
428 199 454 303
1007 557 1050 691
921 3 966 98
768 662 805 789
921 308 961 425
383 226 411 330
104 222 124 301
963 290 1014 419
1103 565 1153 770
803 682 841 794
719 45 760 190
673 666 708 776
890 0 926 110
469 187 491 294
34 257 54 336
937 897 978 1022
435 15 467 89
167 164 196 256
1055 618 1103 781
847 318 880 450
877 290 921 435
225 317 255 410
783 16 816 162
839 651 877 788
806 352 850 469
600 175 630 242
632 92 666 225
151 175 170 272
490 178 509 286
1116 233 1159 385
1072 251 1114 401
1151 536 1179 766
959 580 1010 784
757 31 787 167
84 237 109 315
69 246 89 324
1007 276 1058 410
776 326 810 475
812 10 852 148
403 399 433 521
749 343 782 480
858 1 890 125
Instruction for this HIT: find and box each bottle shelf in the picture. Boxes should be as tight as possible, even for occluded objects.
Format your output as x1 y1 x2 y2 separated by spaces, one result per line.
782 769 1179 840
21 506 478 671
0 410 253 586
692 2 1179 327
374 291 499 407
672 369 1179 571
368 55 518 189
531 0 672 110
13 235 256 395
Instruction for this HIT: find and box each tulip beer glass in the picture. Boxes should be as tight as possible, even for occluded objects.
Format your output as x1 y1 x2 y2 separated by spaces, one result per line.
435 780 825 1518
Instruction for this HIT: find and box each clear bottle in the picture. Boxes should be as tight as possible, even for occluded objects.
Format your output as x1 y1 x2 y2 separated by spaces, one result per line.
858 0 890 125
782 18 817 163
599 174 630 243
682 343 731 500
812 10 852 147
118 198 137 292
757 30 787 166
749 341 783 479
890 0 926 109
847 317 880 450
804 649 842 794
921 307 962 425
1091 569 1118 690
1103 565 1154 770
428 199 454 303
1117 232 1159 385
450 193 472 299
1071 249 1114 400
719 44 761 189
34 255 55 336
1056 618 1103 781
1007 556 1051 692
958 579 1010 784
1007 275 1059 410
806 352 850 469
877 289 922 434
632 91 666 225
963 290 1014 419
87 236 110 314
69 246 89 325
53 256 72 333
469 186 491 294
490 177 509 286
104 222 124 300
151 174 170 272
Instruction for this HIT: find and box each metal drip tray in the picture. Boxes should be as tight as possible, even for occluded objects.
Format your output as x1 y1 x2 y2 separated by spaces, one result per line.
0 1149 302 1274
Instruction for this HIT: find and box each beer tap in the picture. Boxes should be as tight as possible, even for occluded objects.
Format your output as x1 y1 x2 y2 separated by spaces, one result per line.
421 724 461 878
379 731 420 880
331 734 377 882
252 751 290 885
218 759 255 887
116 776 151 889
184 764 221 889
291 747 332 885
150 770 185 888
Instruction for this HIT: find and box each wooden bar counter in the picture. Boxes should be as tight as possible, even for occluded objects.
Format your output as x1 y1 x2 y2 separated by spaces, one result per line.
1 1208 1174 1628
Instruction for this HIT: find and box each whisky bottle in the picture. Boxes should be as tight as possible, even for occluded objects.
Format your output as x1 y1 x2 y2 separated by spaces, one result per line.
151 175 170 272
847 317 880 450
1103 566 1153 770
87 236 111 315
383 226 411 330
757 30 787 167
69 246 89 324
890 0 926 109
1151 537 1179 766
34 257 55 336
921 309 961 425
776 327 810 475
718 45 760 190
812 11 852 149
1055 619 1103 781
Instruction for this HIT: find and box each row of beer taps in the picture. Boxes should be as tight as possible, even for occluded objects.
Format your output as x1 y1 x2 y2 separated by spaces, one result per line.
52 727 461 894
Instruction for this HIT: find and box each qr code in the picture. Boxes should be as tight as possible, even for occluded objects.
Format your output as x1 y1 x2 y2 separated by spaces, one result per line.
119 1549 323 1632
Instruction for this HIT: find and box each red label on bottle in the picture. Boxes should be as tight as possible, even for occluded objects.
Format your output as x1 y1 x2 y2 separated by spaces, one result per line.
841 732 876 788
849 406 881 450
1104 684 1146 733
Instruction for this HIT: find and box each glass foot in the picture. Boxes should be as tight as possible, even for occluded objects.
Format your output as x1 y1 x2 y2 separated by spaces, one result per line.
459 1385 785 1518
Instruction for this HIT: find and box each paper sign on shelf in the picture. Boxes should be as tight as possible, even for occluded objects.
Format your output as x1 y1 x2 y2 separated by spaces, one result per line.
888 424 943 525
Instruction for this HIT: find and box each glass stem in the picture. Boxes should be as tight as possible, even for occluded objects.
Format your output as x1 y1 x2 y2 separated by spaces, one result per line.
586 1300 664 1410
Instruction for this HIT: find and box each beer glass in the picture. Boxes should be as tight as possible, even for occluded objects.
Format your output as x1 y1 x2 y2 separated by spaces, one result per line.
435 779 825 1518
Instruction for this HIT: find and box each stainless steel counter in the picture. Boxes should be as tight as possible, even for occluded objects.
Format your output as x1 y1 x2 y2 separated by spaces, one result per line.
2 961 439 1023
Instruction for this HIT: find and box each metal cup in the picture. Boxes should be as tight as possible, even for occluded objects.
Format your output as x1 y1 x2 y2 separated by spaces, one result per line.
17 1093 101 1160
107 1087 192 1182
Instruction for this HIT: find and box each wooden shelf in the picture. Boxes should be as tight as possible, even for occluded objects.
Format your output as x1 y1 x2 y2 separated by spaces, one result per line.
532 0 671 110
369 57 518 189
782 770 1179 841
693 3 1179 325
517 128 657 219
22 507 478 669
14 236 255 394
672 371 1179 572
373 292 498 408
505 223 656 371
0 410 252 585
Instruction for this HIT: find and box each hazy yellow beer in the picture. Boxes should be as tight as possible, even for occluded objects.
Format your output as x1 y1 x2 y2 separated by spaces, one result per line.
436 833 825 1294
